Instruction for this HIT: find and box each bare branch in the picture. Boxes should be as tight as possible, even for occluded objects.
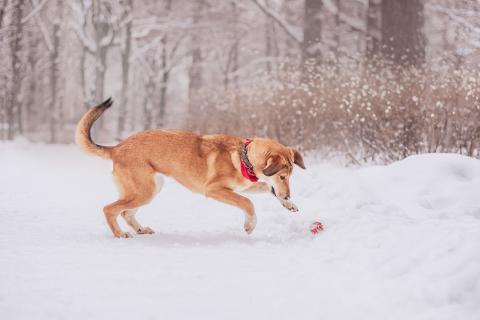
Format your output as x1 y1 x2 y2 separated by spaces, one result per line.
21 0 48 24
324 0 370 35
249 0 302 44
29 0 53 52
428 3 480 35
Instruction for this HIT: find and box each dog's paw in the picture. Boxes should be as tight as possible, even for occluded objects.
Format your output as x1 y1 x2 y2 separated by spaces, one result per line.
282 200 299 213
136 227 155 235
244 215 257 235
115 231 133 238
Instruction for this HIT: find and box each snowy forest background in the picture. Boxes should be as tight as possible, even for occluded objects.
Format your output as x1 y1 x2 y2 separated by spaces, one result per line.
1 0 480 163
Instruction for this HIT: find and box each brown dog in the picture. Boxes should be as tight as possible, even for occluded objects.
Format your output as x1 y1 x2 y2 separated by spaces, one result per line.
76 98 305 238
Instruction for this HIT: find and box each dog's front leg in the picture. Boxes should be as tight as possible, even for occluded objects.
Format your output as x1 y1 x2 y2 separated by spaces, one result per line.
243 182 270 193
267 185 299 213
205 186 257 234
245 183 299 213
279 199 299 212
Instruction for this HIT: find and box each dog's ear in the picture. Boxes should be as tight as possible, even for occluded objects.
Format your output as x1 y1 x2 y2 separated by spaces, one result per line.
290 148 306 169
263 155 284 176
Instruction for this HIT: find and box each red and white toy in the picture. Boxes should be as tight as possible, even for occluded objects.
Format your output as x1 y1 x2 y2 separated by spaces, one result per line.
309 221 324 234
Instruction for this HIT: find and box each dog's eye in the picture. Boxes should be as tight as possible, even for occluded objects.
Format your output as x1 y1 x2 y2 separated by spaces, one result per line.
280 176 286 181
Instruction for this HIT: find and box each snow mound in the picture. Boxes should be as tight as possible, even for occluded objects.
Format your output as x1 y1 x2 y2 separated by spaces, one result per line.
1 143 479 320
357 153 480 218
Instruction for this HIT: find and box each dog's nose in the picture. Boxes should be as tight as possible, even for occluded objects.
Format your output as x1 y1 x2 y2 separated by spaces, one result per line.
283 196 289 200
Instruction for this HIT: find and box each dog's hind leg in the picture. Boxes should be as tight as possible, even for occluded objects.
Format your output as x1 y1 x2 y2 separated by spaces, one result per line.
121 209 154 234
155 174 165 195
104 199 133 238
120 174 165 234
104 165 157 238
122 174 165 234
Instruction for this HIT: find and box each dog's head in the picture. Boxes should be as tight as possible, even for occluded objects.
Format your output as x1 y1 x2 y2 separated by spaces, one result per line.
250 138 305 200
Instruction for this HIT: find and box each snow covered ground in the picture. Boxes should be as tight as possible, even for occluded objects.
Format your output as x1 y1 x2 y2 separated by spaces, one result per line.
1 141 480 320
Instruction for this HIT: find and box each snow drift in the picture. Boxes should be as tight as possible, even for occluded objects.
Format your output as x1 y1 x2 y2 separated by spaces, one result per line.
0 142 479 320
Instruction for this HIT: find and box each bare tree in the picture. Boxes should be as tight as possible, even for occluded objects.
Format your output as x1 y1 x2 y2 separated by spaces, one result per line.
5 0 25 140
381 0 425 66
133 0 186 128
71 0 117 109
264 0 279 74
24 23 40 127
0 0 8 140
117 0 132 137
333 0 341 57
251 0 324 66
303 0 323 65
28 0 64 143
48 0 62 143
157 0 173 127
188 0 205 110
0 0 6 29
91 1 114 104
366 0 381 59
229 2 240 90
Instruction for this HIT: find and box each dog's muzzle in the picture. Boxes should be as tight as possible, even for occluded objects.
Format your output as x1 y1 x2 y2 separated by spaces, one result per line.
271 186 276 197
271 186 290 200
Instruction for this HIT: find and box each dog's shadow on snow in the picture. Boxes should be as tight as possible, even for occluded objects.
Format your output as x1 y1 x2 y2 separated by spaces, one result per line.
129 231 308 247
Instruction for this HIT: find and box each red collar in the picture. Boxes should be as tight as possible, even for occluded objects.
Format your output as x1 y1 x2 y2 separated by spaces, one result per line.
240 139 258 182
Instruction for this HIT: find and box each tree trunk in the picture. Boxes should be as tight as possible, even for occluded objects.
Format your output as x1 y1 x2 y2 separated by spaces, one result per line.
231 2 239 90
25 28 40 123
333 0 341 57
381 0 425 66
156 0 172 128
265 6 279 74
49 0 62 143
0 0 6 29
92 0 113 129
265 0 272 74
303 0 323 66
366 0 381 60
94 48 107 104
6 0 25 140
143 77 154 130
80 17 89 110
117 0 133 137
188 0 204 111
157 42 169 127
0 0 7 140
80 49 89 109
92 0 105 103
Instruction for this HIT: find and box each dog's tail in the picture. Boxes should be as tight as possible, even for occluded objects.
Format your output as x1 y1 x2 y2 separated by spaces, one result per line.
75 98 114 159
